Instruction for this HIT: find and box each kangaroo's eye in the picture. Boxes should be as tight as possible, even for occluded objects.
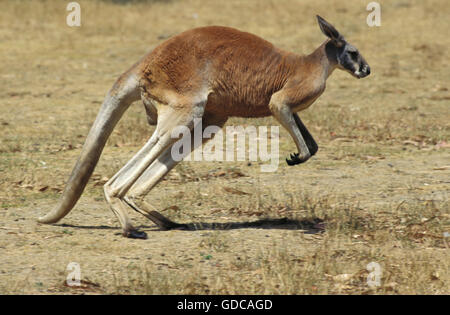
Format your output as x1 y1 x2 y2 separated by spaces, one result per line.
349 51 359 61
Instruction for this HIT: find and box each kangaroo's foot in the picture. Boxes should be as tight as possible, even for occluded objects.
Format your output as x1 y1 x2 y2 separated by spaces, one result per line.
123 228 148 239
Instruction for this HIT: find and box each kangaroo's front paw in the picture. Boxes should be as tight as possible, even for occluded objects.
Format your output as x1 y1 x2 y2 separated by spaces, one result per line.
286 153 310 166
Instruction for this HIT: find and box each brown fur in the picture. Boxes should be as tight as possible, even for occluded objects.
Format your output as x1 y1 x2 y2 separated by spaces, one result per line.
137 26 335 118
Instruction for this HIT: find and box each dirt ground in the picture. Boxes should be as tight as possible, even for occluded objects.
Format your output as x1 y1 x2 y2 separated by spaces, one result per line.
0 0 448 294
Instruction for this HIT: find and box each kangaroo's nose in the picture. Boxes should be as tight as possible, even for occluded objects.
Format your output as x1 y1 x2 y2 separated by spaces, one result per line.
365 66 371 75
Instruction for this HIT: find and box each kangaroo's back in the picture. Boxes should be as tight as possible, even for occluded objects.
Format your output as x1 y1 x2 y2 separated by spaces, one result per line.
140 26 300 117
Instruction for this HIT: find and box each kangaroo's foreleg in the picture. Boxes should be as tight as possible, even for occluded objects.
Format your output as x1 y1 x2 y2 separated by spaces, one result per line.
292 113 318 156
270 101 311 166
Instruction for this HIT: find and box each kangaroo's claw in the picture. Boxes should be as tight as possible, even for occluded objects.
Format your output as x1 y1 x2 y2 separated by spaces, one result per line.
286 152 310 166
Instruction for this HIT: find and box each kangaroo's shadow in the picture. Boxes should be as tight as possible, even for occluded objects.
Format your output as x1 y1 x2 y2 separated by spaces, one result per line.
143 212 325 234
57 217 325 234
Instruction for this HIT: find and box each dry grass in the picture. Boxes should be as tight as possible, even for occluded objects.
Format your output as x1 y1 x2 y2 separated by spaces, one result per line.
0 0 449 294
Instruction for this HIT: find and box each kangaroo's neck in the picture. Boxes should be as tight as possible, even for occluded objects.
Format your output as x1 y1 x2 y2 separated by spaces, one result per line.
276 41 338 112
302 40 338 81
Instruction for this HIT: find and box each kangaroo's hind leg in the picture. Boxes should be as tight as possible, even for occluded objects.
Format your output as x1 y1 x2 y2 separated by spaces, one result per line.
124 115 228 230
123 145 189 231
103 100 207 238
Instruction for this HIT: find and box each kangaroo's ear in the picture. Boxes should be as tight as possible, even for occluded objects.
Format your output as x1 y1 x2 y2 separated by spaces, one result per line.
316 15 344 47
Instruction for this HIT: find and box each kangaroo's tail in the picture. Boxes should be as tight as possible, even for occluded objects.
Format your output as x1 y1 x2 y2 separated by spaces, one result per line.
38 71 141 224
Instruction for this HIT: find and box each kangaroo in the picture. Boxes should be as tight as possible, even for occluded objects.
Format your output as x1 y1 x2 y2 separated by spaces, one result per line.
38 16 370 238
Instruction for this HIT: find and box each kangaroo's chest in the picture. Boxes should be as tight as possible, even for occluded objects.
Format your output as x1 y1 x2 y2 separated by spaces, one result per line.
283 74 326 113
291 86 325 112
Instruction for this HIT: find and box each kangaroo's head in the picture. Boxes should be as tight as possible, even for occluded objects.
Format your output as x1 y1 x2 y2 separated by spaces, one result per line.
317 15 370 79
